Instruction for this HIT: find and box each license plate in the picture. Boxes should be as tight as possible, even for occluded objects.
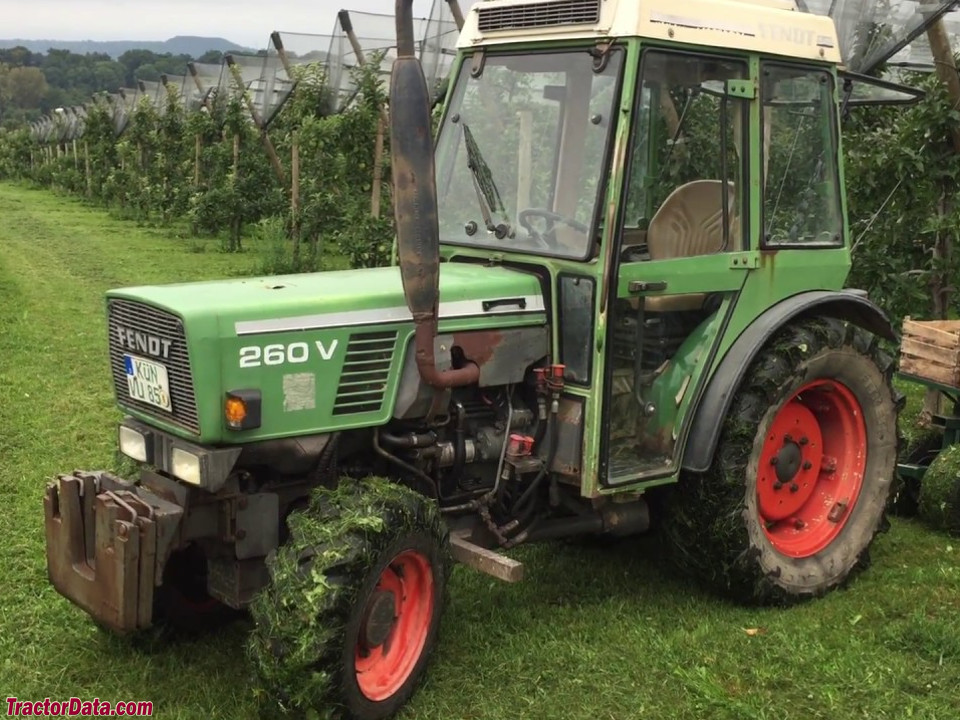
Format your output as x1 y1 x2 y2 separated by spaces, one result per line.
124 354 172 411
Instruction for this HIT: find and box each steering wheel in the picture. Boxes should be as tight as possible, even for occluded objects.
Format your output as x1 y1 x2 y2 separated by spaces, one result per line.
518 208 589 249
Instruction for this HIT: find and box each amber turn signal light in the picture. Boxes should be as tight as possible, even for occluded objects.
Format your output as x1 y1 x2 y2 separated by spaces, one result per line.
224 389 261 430
225 397 247 426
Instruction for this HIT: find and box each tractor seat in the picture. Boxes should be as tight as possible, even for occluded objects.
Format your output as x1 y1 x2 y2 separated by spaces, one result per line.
643 179 736 313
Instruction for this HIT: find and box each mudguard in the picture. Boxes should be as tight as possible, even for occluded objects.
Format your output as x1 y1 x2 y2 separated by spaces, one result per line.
682 290 896 474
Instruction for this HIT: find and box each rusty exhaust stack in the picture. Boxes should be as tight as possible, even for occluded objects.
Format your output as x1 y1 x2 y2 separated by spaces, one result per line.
391 0 478 388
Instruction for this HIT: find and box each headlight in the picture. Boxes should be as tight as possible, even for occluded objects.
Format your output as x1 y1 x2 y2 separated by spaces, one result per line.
171 447 202 486
118 425 150 463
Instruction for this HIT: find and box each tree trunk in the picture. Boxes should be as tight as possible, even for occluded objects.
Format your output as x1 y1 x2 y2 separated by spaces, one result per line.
922 18 960 419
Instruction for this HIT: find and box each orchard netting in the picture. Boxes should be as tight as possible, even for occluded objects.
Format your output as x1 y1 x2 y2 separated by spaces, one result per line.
798 0 960 74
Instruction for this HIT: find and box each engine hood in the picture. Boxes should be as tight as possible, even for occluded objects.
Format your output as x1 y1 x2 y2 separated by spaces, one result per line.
108 262 545 333
105 263 547 444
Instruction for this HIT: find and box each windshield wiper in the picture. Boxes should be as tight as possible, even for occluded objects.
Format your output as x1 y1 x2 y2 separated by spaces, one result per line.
461 122 514 240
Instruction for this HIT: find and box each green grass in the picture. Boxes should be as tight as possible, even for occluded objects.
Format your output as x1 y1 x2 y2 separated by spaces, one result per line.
1 183 958 719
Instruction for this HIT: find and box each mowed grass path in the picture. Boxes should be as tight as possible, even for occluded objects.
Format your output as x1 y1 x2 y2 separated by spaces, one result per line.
1 183 959 719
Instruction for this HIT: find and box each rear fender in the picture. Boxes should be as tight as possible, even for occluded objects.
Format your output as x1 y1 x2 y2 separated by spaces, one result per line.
681 290 896 474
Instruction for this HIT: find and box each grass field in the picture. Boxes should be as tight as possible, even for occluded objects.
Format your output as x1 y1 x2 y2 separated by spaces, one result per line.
1 183 958 720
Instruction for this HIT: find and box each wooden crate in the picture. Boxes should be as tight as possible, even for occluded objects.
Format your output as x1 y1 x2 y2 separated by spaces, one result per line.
900 318 960 388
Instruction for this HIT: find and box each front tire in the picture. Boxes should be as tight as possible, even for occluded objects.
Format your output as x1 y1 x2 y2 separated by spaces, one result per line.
663 318 901 603
248 477 449 720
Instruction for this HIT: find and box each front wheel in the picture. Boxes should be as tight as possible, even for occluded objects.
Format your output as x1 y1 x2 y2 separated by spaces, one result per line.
663 318 901 603
248 477 450 719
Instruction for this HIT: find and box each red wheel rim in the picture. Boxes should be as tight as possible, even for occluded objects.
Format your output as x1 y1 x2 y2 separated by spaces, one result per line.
355 549 434 702
756 379 866 558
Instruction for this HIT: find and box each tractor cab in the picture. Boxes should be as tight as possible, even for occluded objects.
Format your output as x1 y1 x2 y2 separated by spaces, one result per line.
432 0 849 489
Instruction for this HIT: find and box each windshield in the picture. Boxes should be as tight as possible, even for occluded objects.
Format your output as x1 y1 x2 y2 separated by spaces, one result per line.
435 49 623 259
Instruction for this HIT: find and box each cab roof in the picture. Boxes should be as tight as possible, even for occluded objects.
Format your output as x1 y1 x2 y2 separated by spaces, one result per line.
459 0 842 65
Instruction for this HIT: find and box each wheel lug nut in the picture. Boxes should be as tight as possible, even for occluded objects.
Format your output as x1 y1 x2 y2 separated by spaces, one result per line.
799 436 809 446
770 456 779 466
790 483 799 493
802 461 812 471
794 519 805 530
784 434 793 443
773 481 783 490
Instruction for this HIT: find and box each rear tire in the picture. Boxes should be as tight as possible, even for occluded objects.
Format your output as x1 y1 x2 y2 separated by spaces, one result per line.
248 477 450 720
663 318 901 603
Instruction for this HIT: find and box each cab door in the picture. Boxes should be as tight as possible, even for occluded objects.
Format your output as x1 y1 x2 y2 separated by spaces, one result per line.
600 49 755 486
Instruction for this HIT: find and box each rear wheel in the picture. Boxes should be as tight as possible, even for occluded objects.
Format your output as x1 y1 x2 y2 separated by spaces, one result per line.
249 477 449 720
663 318 901 603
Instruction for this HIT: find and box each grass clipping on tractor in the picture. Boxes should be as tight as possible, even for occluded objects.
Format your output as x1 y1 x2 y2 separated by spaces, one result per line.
919 444 960 535
247 476 446 718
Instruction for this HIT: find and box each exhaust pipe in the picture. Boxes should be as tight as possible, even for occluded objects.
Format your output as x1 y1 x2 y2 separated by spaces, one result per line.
391 0 479 389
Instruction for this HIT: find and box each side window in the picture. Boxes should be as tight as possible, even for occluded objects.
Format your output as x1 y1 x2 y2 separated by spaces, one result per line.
558 275 595 384
762 65 843 246
621 52 749 260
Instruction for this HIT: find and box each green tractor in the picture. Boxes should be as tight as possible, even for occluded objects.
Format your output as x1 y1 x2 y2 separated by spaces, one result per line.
45 0 911 717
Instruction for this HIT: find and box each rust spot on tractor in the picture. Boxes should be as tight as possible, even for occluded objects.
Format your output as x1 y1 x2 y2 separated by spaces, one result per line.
451 330 504 367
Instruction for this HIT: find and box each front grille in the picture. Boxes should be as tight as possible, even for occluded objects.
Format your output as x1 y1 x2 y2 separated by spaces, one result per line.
333 331 398 416
477 0 601 32
107 299 199 433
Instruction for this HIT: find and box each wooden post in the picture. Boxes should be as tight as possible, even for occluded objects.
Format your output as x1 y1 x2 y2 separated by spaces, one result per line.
923 17 960 419
187 63 212 112
371 116 385 219
445 0 466 31
291 131 301 263
260 130 287 188
516 110 533 214
232 132 241 251
270 32 295 79
194 134 201 186
84 141 91 197
225 54 287 187
338 11 391 127
928 19 960 153
72 139 78 170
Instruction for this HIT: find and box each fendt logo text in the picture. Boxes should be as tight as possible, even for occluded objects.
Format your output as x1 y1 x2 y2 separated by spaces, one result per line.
115 326 173 360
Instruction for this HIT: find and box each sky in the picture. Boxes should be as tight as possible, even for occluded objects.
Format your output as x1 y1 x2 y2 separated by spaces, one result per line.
0 0 438 49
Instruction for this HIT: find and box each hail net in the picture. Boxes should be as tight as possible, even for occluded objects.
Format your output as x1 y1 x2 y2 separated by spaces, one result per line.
421 0 461 95
798 0 960 74
186 62 222 111
135 80 167 116
27 3 466 143
265 32 335 121
326 11 434 112
113 86 140 135
223 53 266 110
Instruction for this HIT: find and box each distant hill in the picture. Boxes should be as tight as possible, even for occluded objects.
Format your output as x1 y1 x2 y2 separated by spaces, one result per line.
0 35 256 58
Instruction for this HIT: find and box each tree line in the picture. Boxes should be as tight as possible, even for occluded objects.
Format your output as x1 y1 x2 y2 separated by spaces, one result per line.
0 46 227 126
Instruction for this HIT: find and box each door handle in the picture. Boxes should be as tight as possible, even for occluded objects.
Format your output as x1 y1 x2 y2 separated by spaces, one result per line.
628 281 667 293
482 297 527 312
